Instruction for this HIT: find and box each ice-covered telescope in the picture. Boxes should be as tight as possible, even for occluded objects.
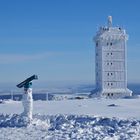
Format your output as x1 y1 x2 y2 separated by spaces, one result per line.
17 75 38 88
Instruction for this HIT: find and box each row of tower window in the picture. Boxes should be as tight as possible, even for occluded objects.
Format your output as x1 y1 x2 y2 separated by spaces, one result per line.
96 62 113 66
96 82 125 88
96 52 114 56
107 42 113 46
107 62 113 65
96 82 114 86
107 52 113 55
96 72 113 76
107 93 113 96
106 82 125 87
105 92 122 97
102 93 114 97
97 82 124 87
103 92 123 97
107 83 113 86
96 42 113 46
97 72 124 77
107 73 113 76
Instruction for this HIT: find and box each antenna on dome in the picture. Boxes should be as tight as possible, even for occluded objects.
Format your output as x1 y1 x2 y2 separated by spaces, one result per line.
108 16 112 27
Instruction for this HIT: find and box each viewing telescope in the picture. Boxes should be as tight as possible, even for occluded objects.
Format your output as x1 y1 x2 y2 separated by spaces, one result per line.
16 75 38 88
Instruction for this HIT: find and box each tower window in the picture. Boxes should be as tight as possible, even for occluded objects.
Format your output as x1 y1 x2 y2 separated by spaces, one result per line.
111 52 112 55
108 93 110 96
96 42 98 46
111 62 112 65
107 42 109 46
111 83 113 86
108 83 109 86
111 73 113 75
110 42 112 46
107 73 109 76
107 62 109 65
111 93 113 96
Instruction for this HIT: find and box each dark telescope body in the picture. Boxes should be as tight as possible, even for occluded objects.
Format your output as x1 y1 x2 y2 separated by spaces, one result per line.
17 75 38 88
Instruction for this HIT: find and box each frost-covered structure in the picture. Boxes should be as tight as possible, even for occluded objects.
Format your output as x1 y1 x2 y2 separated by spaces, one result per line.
22 85 33 120
17 75 38 121
90 16 132 98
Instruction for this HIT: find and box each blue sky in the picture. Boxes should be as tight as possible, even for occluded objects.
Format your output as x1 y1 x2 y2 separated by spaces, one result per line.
0 0 140 87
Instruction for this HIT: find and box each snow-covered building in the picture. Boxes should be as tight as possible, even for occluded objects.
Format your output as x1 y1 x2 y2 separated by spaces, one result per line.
90 16 132 98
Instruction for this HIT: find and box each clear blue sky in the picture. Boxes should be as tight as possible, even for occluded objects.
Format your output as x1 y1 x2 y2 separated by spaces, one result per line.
0 0 140 87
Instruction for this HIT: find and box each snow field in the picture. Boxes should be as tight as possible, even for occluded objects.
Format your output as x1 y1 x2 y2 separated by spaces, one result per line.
0 98 140 139
0 114 140 140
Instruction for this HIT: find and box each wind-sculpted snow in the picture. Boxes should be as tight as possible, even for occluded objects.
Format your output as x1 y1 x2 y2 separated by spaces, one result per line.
0 114 31 127
0 114 140 139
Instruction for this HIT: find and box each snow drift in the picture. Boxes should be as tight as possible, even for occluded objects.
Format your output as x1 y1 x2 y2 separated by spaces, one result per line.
0 114 140 140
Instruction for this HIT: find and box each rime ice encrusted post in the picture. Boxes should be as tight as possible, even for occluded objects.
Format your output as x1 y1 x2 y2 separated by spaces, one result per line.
22 86 33 121
16 75 38 123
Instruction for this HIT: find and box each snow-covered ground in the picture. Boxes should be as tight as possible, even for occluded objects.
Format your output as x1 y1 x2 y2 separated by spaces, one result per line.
0 98 140 139
1 98 140 119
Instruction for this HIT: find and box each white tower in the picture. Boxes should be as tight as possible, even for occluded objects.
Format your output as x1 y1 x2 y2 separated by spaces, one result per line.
90 16 132 98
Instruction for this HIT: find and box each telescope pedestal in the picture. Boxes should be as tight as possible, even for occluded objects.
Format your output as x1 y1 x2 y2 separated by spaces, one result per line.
22 88 33 120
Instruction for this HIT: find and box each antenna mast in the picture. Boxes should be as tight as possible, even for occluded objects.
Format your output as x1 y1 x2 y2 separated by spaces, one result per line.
108 16 112 27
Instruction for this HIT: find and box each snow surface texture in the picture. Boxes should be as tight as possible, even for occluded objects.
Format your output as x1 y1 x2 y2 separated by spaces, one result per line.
0 98 140 139
1 98 140 118
0 114 140 140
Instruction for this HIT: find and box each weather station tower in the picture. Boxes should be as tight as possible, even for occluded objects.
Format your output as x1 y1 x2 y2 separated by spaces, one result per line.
90 16 132 98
